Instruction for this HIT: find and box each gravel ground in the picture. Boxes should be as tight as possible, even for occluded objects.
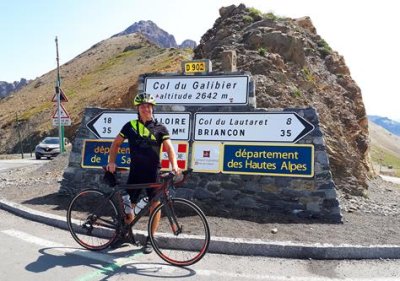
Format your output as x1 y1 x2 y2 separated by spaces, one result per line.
1 152 400 246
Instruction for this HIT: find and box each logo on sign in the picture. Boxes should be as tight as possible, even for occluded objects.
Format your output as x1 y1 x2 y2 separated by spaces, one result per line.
160 141 189 170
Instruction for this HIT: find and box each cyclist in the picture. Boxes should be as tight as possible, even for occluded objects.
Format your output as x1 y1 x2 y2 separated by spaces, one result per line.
106 92 180 254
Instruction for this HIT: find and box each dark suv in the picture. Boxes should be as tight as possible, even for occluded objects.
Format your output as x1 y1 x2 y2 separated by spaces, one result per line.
34 137 70 159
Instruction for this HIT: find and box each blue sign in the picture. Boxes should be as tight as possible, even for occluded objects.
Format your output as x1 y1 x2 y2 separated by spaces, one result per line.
81 139 131 169
222 143 314 177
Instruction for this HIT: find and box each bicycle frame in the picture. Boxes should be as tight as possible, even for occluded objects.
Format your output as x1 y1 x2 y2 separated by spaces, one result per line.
105 171 187 236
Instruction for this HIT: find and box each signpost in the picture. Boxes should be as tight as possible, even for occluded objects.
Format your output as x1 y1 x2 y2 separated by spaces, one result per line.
86 111 191 140
144 74 249 105
194 112 314 143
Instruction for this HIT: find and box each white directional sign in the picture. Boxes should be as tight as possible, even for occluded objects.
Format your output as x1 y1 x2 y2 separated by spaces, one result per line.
144 75 249 105
86 111 191 140
194 112 314 143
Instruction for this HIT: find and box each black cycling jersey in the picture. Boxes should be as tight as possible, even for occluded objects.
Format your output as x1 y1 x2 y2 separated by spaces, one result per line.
119 119 170 201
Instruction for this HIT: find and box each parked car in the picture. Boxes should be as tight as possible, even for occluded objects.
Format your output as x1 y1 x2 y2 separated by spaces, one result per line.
34 137 70 159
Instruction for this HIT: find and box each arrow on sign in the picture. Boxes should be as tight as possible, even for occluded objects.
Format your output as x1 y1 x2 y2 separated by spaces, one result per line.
86 111 136 139
194 112 315 143
86 111 191 140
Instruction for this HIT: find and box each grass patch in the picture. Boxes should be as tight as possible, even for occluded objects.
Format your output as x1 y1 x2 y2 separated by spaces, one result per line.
301 67 315 83
317 39 332 57
370 145 400 177
291 87 302 98
20 102 52 121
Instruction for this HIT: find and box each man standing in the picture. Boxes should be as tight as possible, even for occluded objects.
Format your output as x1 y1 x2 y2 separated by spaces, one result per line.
106 92 180 254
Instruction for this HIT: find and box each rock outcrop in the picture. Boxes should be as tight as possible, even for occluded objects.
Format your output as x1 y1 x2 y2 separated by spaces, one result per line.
113 20 196 49
0 78 29 99
194 4 372 194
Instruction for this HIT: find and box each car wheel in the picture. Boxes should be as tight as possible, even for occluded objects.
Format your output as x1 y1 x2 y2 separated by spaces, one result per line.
47 157 51 160
35 154 41 160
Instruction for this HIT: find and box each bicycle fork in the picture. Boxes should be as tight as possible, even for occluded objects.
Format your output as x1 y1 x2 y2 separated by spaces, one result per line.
164 202 182 235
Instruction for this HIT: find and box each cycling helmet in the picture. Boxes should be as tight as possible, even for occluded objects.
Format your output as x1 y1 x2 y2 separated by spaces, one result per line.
133 92 157 106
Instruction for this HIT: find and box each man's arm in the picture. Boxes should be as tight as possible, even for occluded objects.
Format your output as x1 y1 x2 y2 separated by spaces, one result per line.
106 134 125 173
162 139 181 174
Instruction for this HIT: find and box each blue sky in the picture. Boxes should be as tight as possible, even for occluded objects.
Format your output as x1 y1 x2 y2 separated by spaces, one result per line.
1 0 399 121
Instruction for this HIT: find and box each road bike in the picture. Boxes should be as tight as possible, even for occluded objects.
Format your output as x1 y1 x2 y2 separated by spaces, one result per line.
66 169 210 266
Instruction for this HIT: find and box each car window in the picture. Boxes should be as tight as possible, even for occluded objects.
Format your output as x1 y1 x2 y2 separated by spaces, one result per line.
43 138 59 144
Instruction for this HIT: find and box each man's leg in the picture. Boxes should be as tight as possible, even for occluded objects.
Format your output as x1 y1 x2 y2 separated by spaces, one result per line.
143 200 161 254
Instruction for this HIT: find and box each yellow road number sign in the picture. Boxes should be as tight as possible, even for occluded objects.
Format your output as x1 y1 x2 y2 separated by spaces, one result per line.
184 61 206 73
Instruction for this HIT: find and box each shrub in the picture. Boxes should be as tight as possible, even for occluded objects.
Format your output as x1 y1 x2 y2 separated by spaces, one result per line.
248 7 262 19
258 47 267 56
242 15 253 23
264 12 278 21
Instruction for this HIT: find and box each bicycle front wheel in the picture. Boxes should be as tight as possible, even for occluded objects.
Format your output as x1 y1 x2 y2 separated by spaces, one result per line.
67 189 119 250
149 198 210 266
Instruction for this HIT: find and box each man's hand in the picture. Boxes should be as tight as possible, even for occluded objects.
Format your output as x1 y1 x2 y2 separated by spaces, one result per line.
106 162 117 173
172 165 182 175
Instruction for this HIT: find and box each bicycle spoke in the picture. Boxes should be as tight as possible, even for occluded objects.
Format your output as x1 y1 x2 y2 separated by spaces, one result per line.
67 189 120 250
149 198 210 266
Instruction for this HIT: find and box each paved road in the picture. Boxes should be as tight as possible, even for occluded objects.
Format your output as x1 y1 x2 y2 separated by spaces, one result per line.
381 175 400 184
0 157 49 172
1 209 400 281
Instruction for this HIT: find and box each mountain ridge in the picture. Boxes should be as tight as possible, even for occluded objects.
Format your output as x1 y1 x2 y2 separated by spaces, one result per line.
368 115 400 137
112 20 196 49
0 79 30 99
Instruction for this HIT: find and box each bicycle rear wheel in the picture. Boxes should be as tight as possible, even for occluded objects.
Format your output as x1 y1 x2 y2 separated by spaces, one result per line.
148 198 210 266
67 189 119 250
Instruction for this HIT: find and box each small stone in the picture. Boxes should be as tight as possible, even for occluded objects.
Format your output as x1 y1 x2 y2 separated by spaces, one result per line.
271 228 278 234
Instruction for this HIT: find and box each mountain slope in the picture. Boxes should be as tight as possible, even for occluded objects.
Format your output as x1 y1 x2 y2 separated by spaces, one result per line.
369 120 400 176
0 33 192 153
369 115 400 137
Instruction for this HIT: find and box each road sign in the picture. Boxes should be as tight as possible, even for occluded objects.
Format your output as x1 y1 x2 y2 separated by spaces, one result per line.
52 104 71 126
52 103 70 118
52 118 71 126
144 74 249 105
222 142 314 177
81 139 130 169
51 87 69 102
193 112 314 143
181 59 212 74
86 111 191 140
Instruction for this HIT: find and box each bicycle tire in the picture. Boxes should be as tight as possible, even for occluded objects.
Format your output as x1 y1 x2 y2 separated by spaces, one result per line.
67 189 120 250
148 198 210 266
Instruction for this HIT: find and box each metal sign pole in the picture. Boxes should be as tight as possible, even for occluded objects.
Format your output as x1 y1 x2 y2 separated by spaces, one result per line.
55 36 65 153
